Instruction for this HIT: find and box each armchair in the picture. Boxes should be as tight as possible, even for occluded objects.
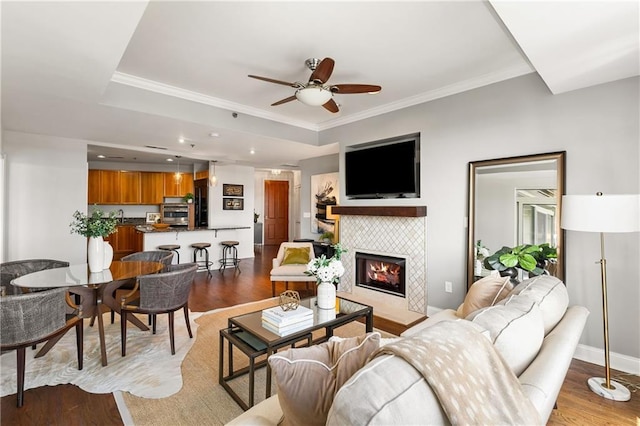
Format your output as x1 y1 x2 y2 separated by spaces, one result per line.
1 259 69 295
269 242 316 296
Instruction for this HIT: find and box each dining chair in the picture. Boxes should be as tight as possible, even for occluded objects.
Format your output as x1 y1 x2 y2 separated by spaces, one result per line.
120 263 197 356
0 287 83 407
1 259 69 295
106 251 174 324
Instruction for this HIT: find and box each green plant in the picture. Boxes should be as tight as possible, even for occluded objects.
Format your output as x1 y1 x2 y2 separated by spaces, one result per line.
319 231 334 242
182 192 194 202
484 243 557 276
69 208 118 238
254 211 260 223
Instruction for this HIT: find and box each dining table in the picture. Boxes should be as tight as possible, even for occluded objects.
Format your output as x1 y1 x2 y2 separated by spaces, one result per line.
11 260 164 366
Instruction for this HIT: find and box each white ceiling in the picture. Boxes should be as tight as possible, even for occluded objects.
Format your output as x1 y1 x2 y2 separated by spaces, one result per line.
2 1 638 168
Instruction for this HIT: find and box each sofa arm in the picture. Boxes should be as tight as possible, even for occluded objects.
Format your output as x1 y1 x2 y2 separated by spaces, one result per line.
400 309 458 337
272 258 280 269
518 305 589 423
226 395 282 426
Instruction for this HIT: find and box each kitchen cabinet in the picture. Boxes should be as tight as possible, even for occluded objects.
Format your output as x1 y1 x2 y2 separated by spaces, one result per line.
120 171 141 204
140 172 164 204
107 224 143 260
195 170 208 180
88 170 101 204
164 172 194 198
100 170 121 204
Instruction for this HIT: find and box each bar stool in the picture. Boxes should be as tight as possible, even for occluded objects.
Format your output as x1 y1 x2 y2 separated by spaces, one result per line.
219 240 240 273
158 244 180 264
191 242 212 277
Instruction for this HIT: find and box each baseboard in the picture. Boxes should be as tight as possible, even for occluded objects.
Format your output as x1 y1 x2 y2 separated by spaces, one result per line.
573 344 640 375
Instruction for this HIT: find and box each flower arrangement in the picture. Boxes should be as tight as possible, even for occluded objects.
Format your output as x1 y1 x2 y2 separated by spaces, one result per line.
475 240 490 259
69 208 118 238
305 243 347 285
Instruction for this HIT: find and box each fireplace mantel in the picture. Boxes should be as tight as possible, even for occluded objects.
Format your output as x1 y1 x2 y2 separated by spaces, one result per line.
332 205 426 217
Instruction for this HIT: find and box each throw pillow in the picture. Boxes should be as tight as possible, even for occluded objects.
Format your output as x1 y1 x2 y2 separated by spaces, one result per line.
281 247 311 265
456 275 513 318
269 332 380 426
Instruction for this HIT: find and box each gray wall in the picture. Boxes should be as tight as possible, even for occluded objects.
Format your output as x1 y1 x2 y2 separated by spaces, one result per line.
320 73 639 362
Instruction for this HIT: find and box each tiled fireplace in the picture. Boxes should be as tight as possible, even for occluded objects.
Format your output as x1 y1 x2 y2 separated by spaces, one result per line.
335 206 427 320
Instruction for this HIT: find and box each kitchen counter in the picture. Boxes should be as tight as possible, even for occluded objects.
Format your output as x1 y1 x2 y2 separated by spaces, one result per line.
136 225 251 236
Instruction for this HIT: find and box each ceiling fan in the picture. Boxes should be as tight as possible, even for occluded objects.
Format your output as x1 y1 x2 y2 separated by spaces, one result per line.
248 57 381 113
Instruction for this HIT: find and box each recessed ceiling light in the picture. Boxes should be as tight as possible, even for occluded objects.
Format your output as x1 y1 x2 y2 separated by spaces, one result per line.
250 149 255 155
209 132 219 137
166 158 174 162
178 137 185 143
97 154 106 159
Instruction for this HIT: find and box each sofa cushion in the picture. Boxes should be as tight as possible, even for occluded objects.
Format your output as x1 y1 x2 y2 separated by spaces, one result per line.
467 294 544 376
507 275 569 335
268 332 380 426
456 275 513 318
281 247 311 265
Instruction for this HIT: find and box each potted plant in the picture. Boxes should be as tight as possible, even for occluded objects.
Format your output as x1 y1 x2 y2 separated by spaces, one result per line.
484 243 557 282
183 192 194 203
319 231 334 244
70 208 118 272
305 243 346 309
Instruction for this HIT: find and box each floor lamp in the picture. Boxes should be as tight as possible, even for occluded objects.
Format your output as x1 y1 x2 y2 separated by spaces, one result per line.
561 192 639 402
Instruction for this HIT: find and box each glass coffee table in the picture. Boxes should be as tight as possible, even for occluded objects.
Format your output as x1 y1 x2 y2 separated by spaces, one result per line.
219 296 373 410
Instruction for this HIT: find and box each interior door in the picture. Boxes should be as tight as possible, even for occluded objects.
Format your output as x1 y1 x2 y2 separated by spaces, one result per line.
264 180 289 245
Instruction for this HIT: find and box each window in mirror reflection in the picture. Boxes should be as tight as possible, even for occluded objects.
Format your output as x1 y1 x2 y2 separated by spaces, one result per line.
517 189 557 247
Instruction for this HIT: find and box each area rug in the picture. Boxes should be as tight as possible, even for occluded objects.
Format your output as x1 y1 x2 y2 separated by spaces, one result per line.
0 311 201 399
121 298 386 425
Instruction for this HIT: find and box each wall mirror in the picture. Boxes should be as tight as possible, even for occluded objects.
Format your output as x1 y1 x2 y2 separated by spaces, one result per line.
467 152 566 289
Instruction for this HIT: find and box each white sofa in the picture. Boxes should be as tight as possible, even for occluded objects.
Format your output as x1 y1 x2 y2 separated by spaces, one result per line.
228 275 589 425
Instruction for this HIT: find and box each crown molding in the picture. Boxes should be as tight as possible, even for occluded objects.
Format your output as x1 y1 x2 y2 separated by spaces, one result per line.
110 72 320 131
317 64 535 131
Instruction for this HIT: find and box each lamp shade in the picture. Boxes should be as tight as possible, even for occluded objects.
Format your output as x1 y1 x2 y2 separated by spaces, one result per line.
561 194 640 233
295 87 332 106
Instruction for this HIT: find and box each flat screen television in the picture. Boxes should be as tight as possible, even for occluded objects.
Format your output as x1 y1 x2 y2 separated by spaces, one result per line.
345 138 420 199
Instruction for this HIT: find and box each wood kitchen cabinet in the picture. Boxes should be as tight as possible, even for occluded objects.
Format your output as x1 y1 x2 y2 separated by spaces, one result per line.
164 172 194 198
93 170 141 204
88 170 101 204
140 172 164 204
107 224 143 260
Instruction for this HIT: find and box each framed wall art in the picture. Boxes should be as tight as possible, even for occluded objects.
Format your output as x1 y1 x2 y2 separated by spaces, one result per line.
223 197 244 211
310 172 339 234
223 184 244 197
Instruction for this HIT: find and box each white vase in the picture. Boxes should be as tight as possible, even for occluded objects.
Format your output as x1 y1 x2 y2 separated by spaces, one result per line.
317 307 336 322
316 281 336 310
87 236 105 273
103 241 114 270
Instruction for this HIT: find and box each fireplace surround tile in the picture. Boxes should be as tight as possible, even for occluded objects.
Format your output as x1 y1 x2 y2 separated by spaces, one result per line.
339 215 427 315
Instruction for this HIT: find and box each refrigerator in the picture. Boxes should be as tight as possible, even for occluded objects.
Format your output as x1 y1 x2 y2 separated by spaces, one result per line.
194 178 208 227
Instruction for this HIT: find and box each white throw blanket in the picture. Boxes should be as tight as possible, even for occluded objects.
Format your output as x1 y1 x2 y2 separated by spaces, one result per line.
370 320 542 426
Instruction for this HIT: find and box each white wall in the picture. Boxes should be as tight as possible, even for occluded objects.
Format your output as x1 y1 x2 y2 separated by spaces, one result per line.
319 74 639 364
2 131 88 263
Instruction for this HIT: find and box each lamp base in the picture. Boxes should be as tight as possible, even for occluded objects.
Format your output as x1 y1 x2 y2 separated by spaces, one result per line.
587 377 631 401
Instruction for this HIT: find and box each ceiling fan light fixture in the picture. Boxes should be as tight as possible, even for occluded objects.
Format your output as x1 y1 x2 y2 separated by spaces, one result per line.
295 86 332 106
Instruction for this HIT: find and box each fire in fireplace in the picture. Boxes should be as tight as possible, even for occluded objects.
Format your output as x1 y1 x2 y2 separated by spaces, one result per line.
355 252 406 298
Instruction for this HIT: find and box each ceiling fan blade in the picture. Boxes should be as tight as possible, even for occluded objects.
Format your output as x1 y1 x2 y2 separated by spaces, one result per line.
271 96 297 106
330 84 382 94
248 75 297 87
322 99 339 113
310 58 335 84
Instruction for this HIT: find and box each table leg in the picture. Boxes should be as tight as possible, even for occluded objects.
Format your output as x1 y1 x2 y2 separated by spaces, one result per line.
249 356 255 407
96 304 108 366
219 332 224 385
265 347 272 398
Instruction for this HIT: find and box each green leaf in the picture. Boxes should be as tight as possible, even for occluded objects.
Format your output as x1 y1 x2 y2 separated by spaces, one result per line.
519 254 537 271
499 253 519 268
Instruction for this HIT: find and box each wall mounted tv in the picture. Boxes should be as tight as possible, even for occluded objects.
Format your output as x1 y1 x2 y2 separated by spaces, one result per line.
345 136 420 199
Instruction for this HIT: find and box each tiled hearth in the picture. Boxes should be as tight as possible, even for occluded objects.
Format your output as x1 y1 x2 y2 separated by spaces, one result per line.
336 206 427 324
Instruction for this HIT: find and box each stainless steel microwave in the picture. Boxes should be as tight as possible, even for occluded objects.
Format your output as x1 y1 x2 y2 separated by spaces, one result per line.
161 203 189 226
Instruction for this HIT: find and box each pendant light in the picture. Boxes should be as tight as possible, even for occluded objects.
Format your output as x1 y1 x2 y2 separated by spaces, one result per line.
209 160 218 187
174 155 182 183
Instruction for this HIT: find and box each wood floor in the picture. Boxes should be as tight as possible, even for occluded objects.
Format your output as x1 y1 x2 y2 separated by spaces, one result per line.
2 244 639 425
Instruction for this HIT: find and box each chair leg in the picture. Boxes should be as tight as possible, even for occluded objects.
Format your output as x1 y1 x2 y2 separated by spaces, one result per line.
121 311 128 357
272 281 276 297
16 347 26 407
183 305 193 338
152 314 157 334
168 311 175 355
111 309 115 324
76 320 84 371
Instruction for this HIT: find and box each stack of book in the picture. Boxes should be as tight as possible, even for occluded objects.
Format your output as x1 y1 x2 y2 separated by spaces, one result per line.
261 305 314 335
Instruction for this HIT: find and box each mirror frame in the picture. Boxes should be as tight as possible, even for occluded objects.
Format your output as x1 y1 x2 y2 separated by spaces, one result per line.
467 151 566 289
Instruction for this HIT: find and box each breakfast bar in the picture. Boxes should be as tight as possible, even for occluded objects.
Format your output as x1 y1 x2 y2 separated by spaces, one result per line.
137 225 252 269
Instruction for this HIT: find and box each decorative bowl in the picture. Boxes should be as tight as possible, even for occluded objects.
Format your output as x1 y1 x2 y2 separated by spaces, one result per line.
152 223 170 229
